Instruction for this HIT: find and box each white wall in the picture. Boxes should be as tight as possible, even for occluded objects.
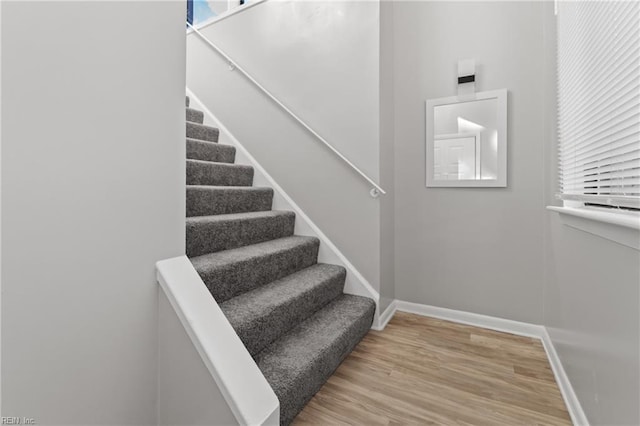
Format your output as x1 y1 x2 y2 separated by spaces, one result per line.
379 0 395 311
540 4 640 424
1 1 185 423
0 0 4 415
194 0 380 181
187 0 383 291
545 218 640 425
392 1 546 323
157 292 236 426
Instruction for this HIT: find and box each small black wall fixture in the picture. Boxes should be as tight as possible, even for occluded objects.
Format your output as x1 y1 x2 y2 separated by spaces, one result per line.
457 75 475 85
457 59 476 97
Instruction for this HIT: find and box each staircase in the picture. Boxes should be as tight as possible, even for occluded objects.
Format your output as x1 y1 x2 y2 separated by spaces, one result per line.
184 96 376 425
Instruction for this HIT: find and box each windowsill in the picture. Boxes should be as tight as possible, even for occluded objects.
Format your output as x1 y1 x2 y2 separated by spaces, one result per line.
547 206 640 250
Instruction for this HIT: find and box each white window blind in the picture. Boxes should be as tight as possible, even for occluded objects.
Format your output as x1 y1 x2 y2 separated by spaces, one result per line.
557 0 640 209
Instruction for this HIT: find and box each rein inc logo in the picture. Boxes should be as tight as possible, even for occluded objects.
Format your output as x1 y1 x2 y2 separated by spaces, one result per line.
1 418 35 425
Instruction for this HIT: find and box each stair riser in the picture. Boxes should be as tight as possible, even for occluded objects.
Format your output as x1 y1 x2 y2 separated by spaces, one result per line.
268 302 374 425
187 161 253 186
187 139 235 163
195 240 319 303
186 122 219 142
224 270 345 356
187 187 273 217
186 108 204 124
186 213 296 257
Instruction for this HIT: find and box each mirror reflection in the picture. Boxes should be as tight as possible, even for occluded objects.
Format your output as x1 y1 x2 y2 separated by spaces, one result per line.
432 98 499 181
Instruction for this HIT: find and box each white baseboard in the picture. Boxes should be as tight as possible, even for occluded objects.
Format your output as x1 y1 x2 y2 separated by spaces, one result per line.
377 299 589 426
396 300 545 339
186 88 380 310
540 328 590 426
371 300 397 331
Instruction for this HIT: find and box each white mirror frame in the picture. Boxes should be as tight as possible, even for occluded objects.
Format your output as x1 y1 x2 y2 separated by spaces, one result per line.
426 89 508 188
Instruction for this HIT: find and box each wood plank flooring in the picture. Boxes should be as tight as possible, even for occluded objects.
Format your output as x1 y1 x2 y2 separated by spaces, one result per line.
293 312 571 425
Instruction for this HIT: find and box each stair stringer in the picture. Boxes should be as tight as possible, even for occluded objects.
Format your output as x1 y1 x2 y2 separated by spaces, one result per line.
186 88 381 324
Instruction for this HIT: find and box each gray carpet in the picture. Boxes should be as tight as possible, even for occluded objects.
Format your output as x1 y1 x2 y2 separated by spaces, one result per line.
186 107 204 124
187 138 236 163
187 121 219 142
186 186 273 217
186 159 254 186
186 210 296 257
184 96 375 425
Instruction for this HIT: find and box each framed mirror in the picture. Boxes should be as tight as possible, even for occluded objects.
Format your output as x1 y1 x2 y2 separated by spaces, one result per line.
426 89 507 187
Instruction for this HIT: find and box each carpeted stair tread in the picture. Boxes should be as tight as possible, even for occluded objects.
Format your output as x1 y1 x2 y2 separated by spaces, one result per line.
186 186 273 217
191 236 320 303
220 263 346 356
186 108 204 124
187 121 219 143
187 138 236 163
186 210 296 257
255 294 375 425
187 159 253 186
182 93 374 425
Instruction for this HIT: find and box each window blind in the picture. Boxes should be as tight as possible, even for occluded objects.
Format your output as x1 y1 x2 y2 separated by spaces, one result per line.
557 0 640 209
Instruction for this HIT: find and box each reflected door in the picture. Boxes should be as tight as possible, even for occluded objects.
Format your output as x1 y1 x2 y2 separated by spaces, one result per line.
434 136 476 180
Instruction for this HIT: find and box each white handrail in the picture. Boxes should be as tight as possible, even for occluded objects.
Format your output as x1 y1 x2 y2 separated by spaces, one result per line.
186 22 386 197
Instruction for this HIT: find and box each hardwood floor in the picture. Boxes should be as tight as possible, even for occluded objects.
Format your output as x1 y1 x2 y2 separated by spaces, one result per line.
293 312 571 425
